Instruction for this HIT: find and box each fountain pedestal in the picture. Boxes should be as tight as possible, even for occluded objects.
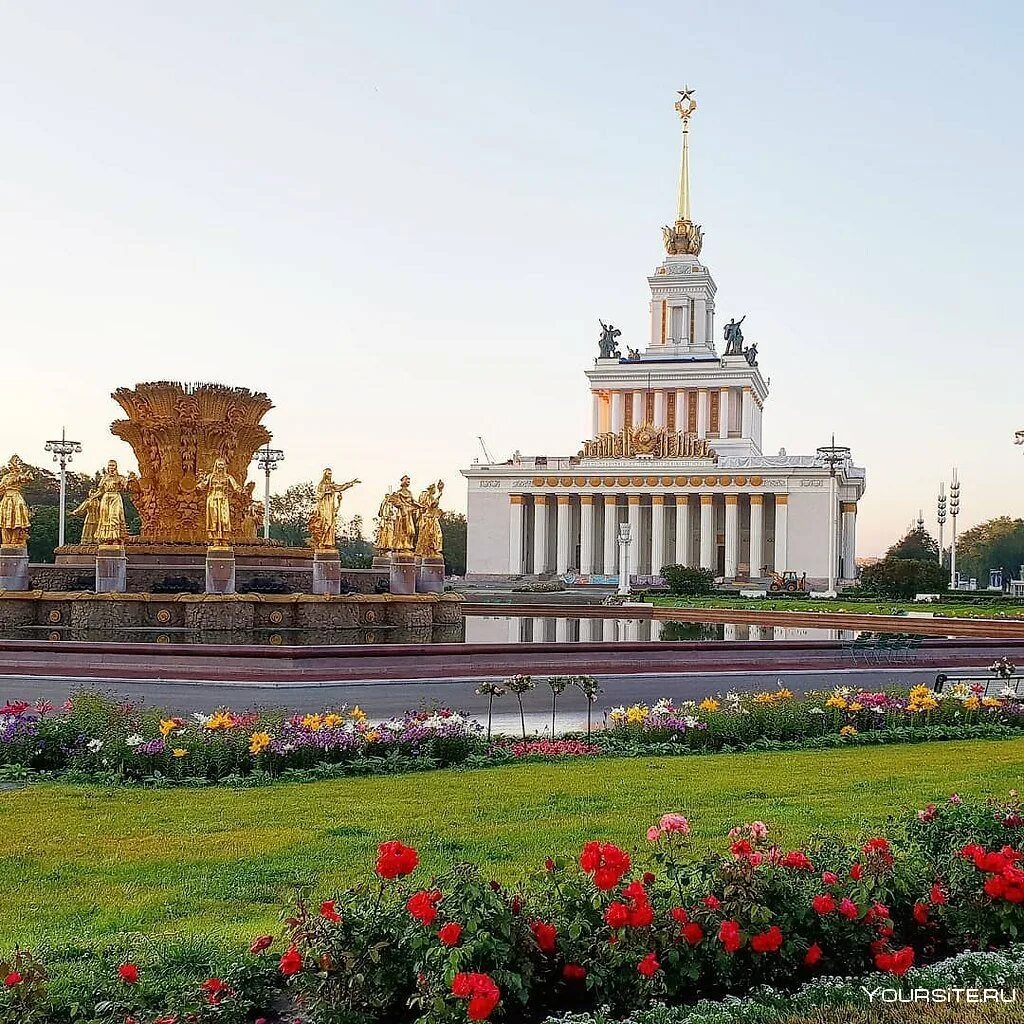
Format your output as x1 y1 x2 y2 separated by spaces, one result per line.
417 556 445 594
95 544 127 593
312 549 342 595
206 546 236 595
0 547 30 591
389 552 417 595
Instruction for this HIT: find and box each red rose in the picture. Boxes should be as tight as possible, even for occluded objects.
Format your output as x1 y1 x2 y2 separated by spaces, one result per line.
279 945 303 976
671 906 688 923
544 857 556 872
781 850 813 871
812 894 837 915
929 883 947 906
562 963 587 981
642 871 656 886
249 934 274 954
682 921 704 945
407 889 443 926
822 871 839 885
637 951 661 977
985 875 1008 899
118 963 139 984
376 840 419 880
580 841 631 890
875 945 915 976
850 863 864 880
200 977 230 1005
703 894 721 910
319 900 341 923
4 971 22 987
451 972 500 1021
605 902 630 929
804 943 823 967
718 919 743 953
438 922 463 947
862 837 893 867
750 925 784 954
913 901 929 925
838 898 859 920
531 920 557 954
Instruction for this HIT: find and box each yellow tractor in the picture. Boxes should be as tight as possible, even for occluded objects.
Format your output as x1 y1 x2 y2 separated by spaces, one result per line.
768 571 809 594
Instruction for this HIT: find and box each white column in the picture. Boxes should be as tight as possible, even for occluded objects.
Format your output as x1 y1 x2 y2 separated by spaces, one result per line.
580 495 595 575
555 618 569 643
654 389 667 427
533 496 548 573
627 496 641 582
719 387 730 438
741 387 753 438
694 298 707 346
675 496 691 566
706 305 714 350
748 495 764 579
699 494 715 570
556 495 571 575
611 391 624 433
633 390 645 426
591 393 600 436
841 501 857 581
603 496 618 574
724 495 739 579
674 390 686 433
774 495 788 573
509 495 525 573
651 496 666 576
697 389 709 439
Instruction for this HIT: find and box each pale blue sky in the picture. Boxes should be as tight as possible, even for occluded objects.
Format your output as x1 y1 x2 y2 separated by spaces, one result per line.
1 1 1021 554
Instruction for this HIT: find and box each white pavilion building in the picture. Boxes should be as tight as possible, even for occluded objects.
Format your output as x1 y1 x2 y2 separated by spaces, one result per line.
462 93 866 588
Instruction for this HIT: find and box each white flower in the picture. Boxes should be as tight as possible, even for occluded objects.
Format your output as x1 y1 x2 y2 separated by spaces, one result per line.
193 712 211 726
86 738 104 753
1001 686 1018 698
807 707 825 716
125 734 143 747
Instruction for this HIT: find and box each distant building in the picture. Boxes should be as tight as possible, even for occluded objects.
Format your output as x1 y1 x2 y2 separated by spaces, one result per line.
462 94 866 586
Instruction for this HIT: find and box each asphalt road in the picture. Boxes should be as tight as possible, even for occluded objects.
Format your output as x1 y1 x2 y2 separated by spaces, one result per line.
3 665 950 732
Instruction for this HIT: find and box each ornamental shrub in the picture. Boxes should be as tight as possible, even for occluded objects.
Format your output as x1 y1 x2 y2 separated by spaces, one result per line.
660 565 715 595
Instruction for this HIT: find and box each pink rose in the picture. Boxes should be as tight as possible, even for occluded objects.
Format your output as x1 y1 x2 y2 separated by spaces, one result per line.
647 826 661 842
659 813 691 834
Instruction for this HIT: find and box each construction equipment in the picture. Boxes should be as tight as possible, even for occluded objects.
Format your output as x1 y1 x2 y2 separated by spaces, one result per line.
477 436 496 463
768 570 809 594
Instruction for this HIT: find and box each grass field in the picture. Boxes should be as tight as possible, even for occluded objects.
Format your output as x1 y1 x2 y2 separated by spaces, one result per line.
647 594 1024 618
2 738 1023 963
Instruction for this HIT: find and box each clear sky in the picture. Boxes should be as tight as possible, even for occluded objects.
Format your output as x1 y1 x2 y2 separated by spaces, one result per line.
1 1 1021 555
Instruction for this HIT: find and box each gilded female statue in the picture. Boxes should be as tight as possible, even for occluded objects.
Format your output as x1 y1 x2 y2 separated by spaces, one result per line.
414 480 445 559
71 488 101 544
95 460 129 546
373 487 397 552
308 468 360 550
0 456 33 548
387 475 421 553
197 457 242 545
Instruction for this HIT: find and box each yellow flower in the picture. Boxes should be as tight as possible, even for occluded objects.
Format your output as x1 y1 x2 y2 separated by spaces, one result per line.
848 702 863 712
839 725 858 736
350 706 367 722
908 685 933 701
826 696 848 709
172 748 188 758
753 692 775 704
159 718 181 738
301 714 323 732
626 705 648 724
249 731 271 755
206 710 235 731
324 713 344 728
982 697 1002 708
774 688 794 701
364 730 380 743
699 698 720 712
963 697 981 711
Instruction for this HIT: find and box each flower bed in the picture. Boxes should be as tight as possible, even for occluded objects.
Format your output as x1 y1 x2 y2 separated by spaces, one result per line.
3 794 1023 1023
1 681 1023 785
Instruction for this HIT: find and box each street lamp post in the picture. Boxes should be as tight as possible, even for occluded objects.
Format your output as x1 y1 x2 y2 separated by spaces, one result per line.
617 522 632 597
44 429 82 548
252 444 285 541
936 483 947 567
816 435 851 596
949 468 960 589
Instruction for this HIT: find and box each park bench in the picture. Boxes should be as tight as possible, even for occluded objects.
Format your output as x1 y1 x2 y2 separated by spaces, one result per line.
933 672 1023 698
843 633 924 666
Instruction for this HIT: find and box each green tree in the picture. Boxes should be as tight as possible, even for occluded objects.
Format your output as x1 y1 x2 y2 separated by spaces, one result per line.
269 482 316 547
957 517 1024 583
860 558 948 599
885 525 939 562
338 514 374 568
660 564 715 595
27 506 85 563
440 511 467 576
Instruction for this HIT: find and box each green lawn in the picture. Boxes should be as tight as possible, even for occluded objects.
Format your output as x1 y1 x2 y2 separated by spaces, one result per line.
2 738 1023 963
648 594 1024 618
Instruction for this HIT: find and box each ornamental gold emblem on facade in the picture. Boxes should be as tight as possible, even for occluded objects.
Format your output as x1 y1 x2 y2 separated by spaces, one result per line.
578 423 717 462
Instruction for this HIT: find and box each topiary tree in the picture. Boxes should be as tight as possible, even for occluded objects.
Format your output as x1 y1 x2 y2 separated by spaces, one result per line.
860 558 948 599
660 564 715 595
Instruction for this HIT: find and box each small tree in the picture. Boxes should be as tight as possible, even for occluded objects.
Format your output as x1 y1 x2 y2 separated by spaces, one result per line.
475 681 505 741
660 564 715 595
571 675 602 739
504 674 535 739
860 558 948 599
546 676 570 736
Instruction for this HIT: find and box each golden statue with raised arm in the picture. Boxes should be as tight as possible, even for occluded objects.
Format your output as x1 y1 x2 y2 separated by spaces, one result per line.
197 457 242 546
94 460 130 546
0 456 33 548
308 468 360 551
387 475 421 553
414 480 445 559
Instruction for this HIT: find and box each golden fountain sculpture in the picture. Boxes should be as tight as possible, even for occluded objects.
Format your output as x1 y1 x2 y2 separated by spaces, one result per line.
373 476 445 559
94 460 131 548
0 456 33 549
110 382 273 545
308 469 360 552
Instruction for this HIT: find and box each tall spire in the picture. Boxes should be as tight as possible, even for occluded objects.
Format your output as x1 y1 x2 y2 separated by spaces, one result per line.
662 88 703 257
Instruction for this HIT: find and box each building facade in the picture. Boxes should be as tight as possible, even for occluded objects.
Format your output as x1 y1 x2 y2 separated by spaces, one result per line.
462 94 866 587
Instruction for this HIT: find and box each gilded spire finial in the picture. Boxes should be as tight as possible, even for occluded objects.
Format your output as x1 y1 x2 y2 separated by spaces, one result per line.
662 87 703 257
